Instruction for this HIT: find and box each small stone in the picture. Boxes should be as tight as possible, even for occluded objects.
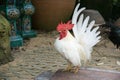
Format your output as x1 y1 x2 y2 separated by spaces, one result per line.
95 59 101 62
102 57 107 59
116 61 120 66
96 62 104 66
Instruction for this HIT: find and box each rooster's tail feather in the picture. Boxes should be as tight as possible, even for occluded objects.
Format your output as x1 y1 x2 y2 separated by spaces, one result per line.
72 3 101 49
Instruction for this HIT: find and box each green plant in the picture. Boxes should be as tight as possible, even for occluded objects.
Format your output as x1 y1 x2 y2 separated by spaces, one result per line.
112 0 120 6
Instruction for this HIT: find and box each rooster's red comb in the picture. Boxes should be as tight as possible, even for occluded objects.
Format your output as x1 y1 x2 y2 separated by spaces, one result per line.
57 20 74 31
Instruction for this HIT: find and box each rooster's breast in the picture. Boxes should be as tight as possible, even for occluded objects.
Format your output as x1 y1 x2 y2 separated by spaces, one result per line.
54 37 85 66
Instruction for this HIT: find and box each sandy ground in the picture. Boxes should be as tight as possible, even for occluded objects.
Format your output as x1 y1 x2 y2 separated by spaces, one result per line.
18 31 120 71
0 31 120 80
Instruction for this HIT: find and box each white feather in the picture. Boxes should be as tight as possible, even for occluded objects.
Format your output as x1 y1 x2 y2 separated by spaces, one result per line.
72 3 86 40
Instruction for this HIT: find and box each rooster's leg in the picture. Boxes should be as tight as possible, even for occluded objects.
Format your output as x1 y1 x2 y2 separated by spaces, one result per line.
63 62 72 72
71 66 80 73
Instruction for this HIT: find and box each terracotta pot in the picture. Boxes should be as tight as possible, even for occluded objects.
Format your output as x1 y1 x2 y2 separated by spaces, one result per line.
32 0 76 31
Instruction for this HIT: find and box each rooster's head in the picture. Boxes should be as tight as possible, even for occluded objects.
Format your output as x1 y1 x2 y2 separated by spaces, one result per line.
56 21 74 40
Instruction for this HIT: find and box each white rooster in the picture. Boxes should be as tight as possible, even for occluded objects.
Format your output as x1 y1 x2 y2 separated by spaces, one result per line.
54 3 101 73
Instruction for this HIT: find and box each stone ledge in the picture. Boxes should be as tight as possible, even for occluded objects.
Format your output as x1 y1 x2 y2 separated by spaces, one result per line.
34 70 54 80
35 68 120 80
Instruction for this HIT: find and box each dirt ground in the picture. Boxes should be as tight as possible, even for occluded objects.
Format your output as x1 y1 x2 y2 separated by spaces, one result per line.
0 31 120 80
21 31 120 71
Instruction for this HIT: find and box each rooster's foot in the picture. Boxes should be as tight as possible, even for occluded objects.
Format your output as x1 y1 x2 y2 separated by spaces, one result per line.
71 66 80 73
63 63 73 72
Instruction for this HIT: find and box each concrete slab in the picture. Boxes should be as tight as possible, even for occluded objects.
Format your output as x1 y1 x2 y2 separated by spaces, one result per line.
34 70 54 80
51 68 120 80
